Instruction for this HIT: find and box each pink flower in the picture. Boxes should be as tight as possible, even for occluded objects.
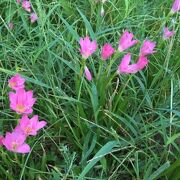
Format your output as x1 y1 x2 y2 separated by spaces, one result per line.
163 27 175 39
8 74 25 90
136 55 149 70
22 0 31 12
9 89 36 114
140 40 156 56
79 36 97 59
2 131 30 153
0 136 4 146
118 31 138 52
171 0 180 13
117 53 148 74
17 115 46 136
30 13 38 23
84 66 92 81
8 22 14 30
101 43 115 60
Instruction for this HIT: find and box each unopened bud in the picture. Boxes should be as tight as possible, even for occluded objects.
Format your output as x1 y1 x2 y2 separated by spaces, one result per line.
100 6 105 16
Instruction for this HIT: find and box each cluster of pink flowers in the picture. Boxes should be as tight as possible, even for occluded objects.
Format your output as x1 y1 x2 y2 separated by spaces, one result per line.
117 33 155 74
17 0 38 23
117 32 155 74
0 74 46 153
79 0 180 80
79 31 156 80
9 1 38 29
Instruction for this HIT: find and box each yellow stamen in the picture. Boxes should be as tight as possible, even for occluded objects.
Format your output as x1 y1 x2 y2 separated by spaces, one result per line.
12 142 18 151
9 82 16 88
25 127 32 134
16 104 25 113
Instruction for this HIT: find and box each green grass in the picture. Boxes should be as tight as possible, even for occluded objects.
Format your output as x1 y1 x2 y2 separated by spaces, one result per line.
0 0 180 179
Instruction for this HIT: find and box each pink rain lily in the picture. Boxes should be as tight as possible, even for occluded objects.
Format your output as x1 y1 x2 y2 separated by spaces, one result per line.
163 27 175 39
101 43 115 60
140 40 156 56
79 36 97 59
30 13 38 23
84 66 92 81
118 31 138 52
17 115 47 136
136 55 149 70
8 74 25 90
117 53 148 74
16 0 21 4
171 0 180 13
2 131 30 153
9 89 36 114
22 0 31 12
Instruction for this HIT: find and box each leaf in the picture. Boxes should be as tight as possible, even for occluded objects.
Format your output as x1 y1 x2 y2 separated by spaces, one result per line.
124 0 129 17
60 16 80 42
78 141 118 180
105 110 138 137
81 132 97 165
158 158 180 179
166 133 180 146
90 84 99 114
147 162 170 180
77 8 95 39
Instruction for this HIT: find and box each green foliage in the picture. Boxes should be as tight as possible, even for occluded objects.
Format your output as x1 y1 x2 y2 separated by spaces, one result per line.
158 158 180 180
0 0 179 179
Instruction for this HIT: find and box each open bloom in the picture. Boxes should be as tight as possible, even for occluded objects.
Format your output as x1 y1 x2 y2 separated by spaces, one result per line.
79 36 97 59
84 66 92 81
2 131 30 153
163 27 175 39
117 53 148 74
9 89 36 114
171 0 180 13
118 31 138 52
8 74 25 90
101 43 115 60
140 40 156 56
16 115 47 136
22 0 31 12
30 13 38 23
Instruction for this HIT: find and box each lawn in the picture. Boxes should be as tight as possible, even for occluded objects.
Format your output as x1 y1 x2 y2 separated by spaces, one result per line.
0 0 180 179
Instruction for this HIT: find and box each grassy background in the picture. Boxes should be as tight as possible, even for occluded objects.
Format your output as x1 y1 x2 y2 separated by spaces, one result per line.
0 0 180 179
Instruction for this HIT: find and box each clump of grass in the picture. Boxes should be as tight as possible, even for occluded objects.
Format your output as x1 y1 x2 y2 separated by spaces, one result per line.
0 0 179 179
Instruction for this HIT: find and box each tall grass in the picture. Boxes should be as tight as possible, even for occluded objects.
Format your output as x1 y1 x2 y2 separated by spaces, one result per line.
0 0 179 179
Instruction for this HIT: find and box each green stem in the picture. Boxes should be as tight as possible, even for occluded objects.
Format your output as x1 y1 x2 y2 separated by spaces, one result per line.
16 114 20 125
97 59 104 80
79 58 86 78
76 58 87 137
106 51 121 76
